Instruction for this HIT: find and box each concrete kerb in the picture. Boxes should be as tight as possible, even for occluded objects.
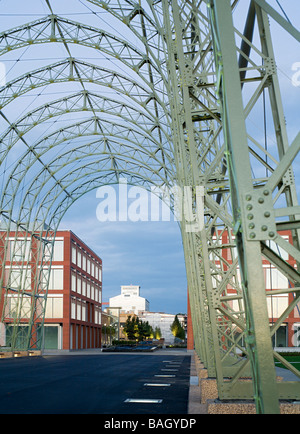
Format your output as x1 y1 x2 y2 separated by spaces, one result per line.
0 350 42 358
188 351 208 414
188 350 300 415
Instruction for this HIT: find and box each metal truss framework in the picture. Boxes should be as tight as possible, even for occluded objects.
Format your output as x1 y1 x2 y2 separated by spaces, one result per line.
0 0 299 413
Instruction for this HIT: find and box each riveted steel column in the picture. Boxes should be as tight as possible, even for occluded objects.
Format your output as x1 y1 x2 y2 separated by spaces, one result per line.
208 0 280 414
161 0 219 377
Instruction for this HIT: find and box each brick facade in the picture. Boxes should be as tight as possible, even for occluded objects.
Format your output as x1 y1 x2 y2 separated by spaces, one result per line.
187 230 300 349
0 230 102 350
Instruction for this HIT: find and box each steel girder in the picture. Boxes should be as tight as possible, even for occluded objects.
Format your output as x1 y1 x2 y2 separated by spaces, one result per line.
156 0 300 413
0 0 299 414
0 2 174 353
207 0 300 412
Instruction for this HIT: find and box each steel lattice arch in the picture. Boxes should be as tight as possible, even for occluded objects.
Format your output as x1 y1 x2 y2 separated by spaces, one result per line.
0 0 299 414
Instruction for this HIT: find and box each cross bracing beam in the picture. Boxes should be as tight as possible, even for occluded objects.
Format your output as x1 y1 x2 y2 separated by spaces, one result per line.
5 155 174 343
206 0 300 413
0 14 167 92
0 115 173 217
0 91 170 159
0 58 169 118
1 167 172 350
154 0 300 413
0 0 299 414
16 150 172 225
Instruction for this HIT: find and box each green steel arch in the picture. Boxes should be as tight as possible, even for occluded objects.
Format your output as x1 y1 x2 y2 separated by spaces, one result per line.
0 0 299 414
0 58 168 119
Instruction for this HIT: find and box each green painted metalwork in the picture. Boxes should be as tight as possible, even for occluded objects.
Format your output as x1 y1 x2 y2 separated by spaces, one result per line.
0 0 299 414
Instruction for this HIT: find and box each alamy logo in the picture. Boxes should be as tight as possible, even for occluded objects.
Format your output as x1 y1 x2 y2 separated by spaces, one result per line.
291 326 300 347
0 63 6 87
96 179 205 233
292 62 300 87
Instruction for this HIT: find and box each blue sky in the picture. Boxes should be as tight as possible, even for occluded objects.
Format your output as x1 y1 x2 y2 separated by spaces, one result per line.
60 188 187 313
57 0 300 314
0 0 299 315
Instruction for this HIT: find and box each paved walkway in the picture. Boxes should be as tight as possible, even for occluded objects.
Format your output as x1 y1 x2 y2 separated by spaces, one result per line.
44 347 202 413
187 351 207 414
36 348 300 414
0 350 191 414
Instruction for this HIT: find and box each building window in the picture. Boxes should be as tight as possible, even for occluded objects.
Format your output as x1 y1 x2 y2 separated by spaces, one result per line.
82 301 87 322
71 298 76 319
82 279 86 297
8 268 31 291
45 297 63 318
77 250 82 268
72 246 77 264
272 325 287 347
71 273 76 292
10 239 30 262
267 295 289 318
77 301 81 320
77 276 82 294
82 254 86 271
95 307 101 325
49 269 64 290
7 295 31 319
53 240 64 261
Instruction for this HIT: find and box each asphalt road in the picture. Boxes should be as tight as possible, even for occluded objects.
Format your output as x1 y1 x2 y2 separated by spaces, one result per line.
0 352 191 414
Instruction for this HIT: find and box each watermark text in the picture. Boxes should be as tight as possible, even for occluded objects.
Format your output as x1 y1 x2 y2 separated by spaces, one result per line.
95 179 204 233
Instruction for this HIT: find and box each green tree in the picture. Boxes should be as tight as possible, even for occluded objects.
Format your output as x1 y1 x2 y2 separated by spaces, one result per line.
170 315 185 340
123 316 154 341
123 315 137 340
137 320 153 341
154 327 162 339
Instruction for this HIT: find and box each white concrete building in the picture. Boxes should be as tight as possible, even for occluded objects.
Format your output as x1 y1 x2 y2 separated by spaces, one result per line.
109 285 149 315
139 311 186 344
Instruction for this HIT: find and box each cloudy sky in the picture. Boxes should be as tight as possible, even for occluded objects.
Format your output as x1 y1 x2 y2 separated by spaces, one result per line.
59 185 187 313
58 0 300 313
0 0 299 315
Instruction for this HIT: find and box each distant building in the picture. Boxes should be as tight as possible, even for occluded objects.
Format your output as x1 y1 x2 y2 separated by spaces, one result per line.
119 311 138 340
139 311 186 344
109 285 149 315
101 304 120 345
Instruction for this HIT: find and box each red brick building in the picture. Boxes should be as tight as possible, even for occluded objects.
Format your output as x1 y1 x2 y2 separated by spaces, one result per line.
187 230 300 350
0 230 102 350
